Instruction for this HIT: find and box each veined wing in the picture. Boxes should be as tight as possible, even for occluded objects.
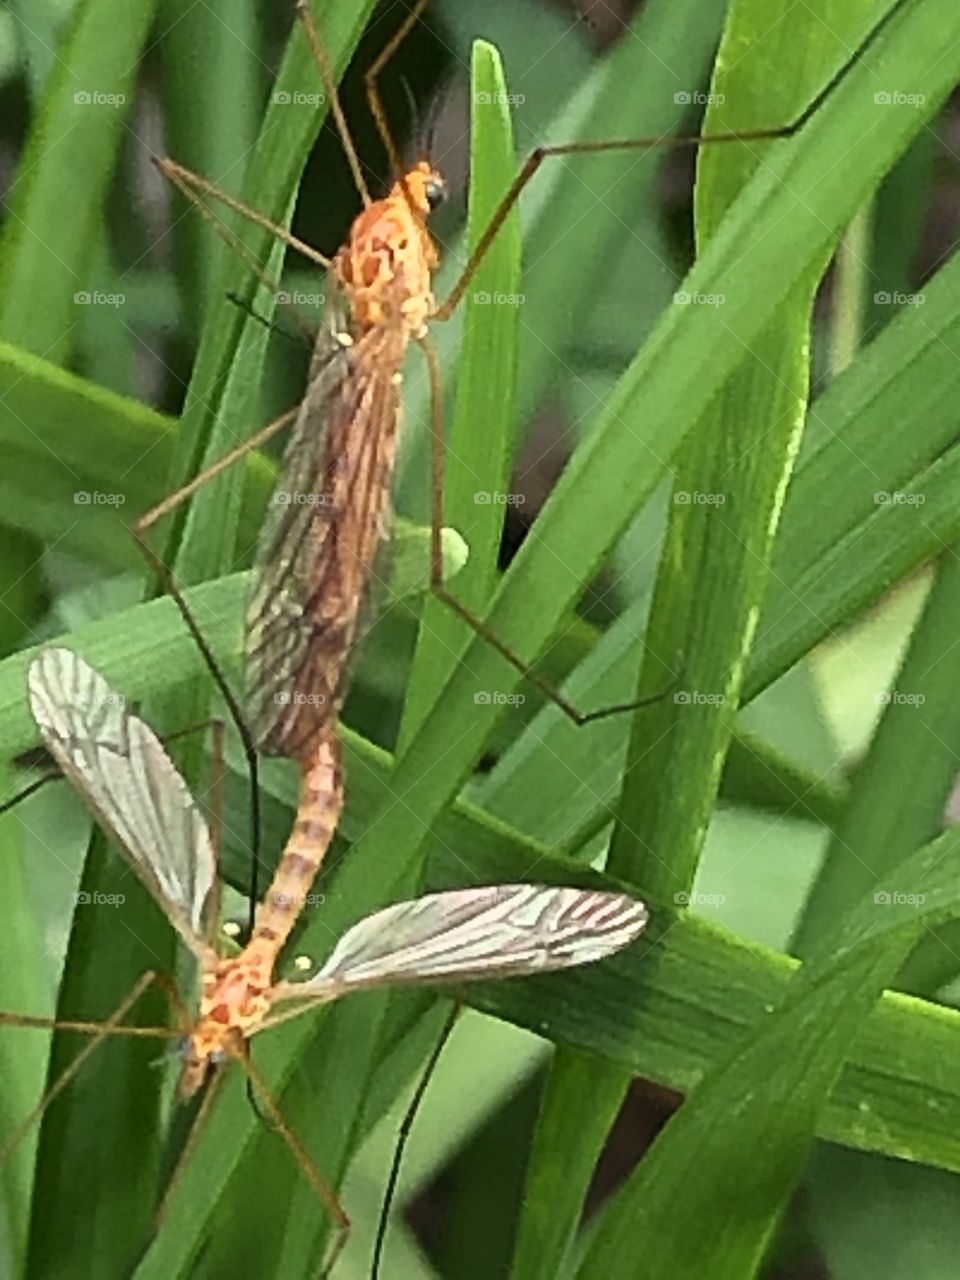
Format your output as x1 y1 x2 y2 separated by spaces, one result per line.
273 885 648 1004
27 648 216 957
245 303 404 761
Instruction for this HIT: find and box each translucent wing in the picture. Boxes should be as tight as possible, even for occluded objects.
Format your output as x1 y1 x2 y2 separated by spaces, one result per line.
275 885 648 1004
245 296 404 761
27 648 215 956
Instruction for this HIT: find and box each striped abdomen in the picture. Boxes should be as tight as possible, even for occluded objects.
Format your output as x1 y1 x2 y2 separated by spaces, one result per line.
248 726 343 963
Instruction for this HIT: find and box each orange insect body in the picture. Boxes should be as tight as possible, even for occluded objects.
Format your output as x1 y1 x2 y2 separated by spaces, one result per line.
336 161 442 336
247 732 341 962
246 163 447 965
179 949 274 1098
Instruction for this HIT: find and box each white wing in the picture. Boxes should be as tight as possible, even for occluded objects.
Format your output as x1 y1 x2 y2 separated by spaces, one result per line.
27 648 216 956
274 885 647 1003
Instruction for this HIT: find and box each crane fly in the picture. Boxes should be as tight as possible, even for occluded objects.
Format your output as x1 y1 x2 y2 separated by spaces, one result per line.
143 29 452 955
142 0 765 930
2 647 648 1256
238 156 446 964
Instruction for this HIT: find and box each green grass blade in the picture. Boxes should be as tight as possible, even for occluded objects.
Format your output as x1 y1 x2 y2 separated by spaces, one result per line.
794 535 960 976
510 0 864 1267
580 825 960 1279
399 39 521 747
348 0 960 904
0 0 160 362
749 246 960 697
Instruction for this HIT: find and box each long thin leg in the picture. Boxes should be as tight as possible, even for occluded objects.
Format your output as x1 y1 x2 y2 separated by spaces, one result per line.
0 770 63 813
156 156 332 272
226 289 314 352
153 1067 225 1231
129 531 265 928
294 2 371 206
372 1001 459 1280
0 717 231 818
135 404 297 534
434 127 792 320
237 1047 350 1275
206 716 226 945
155 157 321 345
361 0 431 181
434 0 907 322
0 971 179 1166
418 336 679 725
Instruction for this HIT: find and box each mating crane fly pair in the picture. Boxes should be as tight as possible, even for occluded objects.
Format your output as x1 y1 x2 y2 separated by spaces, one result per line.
146 13 456 950
13 647 647 1184
145 0 688 932
4 0 822 1259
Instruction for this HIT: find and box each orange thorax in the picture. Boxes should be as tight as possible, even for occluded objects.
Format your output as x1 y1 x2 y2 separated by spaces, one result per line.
335 162 441 337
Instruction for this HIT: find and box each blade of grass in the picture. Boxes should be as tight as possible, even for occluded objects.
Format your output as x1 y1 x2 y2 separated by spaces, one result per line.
0 339 272 568
748 246 960 698
793 537 960 978
512 0 857 1265
0 0 161 362
0 778 48 1277
579 824 960 1278
156 0 263 333
399 39 521 747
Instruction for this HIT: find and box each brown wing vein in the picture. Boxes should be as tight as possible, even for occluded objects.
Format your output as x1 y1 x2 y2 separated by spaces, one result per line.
246 323 404 760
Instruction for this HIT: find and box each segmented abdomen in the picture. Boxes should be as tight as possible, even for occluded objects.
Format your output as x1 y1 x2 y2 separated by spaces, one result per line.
248 726 343 961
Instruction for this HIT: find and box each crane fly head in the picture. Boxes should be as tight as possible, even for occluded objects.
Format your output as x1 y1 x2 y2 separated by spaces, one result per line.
176 1040 216 1100
398 160 447 218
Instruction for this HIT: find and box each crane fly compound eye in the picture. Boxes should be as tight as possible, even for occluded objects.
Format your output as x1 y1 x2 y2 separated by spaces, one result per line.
425 175 446 211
